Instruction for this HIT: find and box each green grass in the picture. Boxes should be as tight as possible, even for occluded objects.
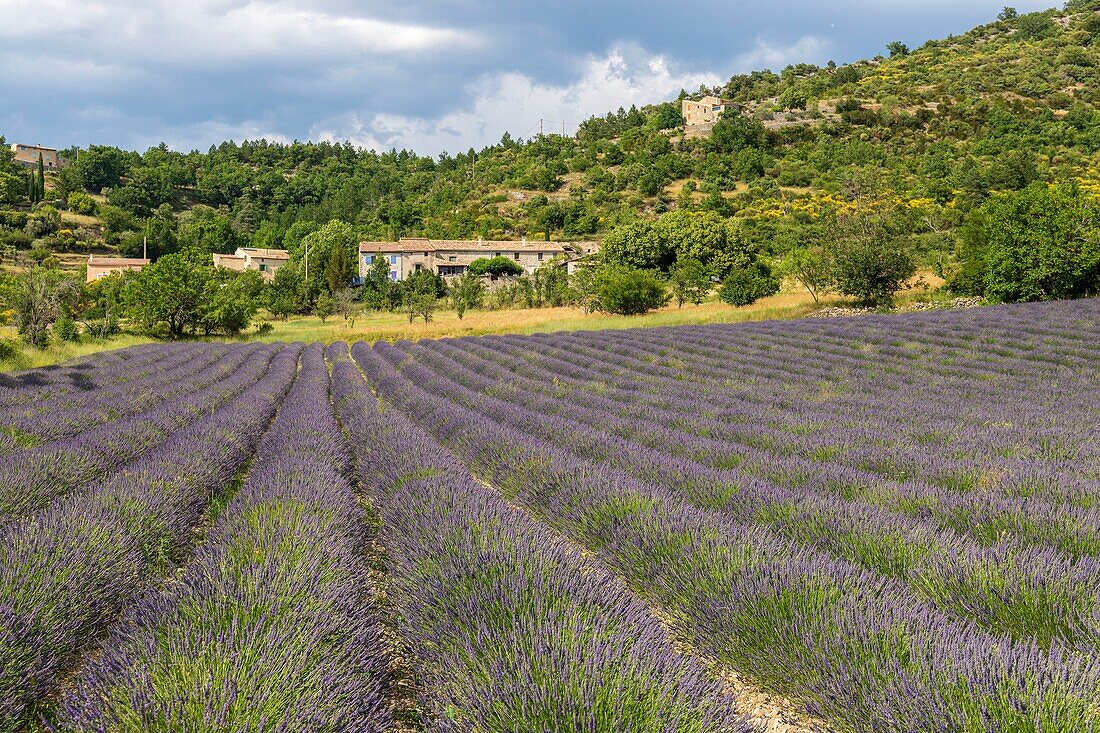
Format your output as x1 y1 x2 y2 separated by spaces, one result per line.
0 330 156 373
244 289 830 345
0 274 945 373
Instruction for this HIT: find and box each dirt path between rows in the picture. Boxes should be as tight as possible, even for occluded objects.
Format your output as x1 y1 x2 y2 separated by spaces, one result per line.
470 476 834 733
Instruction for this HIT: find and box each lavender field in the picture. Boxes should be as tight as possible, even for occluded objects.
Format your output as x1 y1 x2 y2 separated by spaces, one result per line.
2 299 1099 732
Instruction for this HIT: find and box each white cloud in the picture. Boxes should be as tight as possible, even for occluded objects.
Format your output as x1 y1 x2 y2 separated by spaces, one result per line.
312 43 723 154
0 1 478 64
134 119 293 151
47 104 292 151
731 35 831 72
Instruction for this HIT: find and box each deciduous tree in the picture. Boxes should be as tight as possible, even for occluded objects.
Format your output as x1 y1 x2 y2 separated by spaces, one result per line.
668 257 712 307
448 270 485 319
594 266 669 315
825 209 916 306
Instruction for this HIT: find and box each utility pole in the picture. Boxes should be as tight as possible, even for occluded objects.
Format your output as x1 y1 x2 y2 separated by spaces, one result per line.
143 236 147 260
539 119 543 137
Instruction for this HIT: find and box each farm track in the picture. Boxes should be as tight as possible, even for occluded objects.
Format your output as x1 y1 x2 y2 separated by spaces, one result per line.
468 469 834 733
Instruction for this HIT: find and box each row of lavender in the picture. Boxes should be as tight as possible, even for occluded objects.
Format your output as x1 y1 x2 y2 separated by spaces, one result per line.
0 344 186 452
327 344 748 732
398 315 1100 651
0 344 300 731
0 342 238 449
354 301 1100 732
0 343 175 410
0 342 279 522
500 301 1100 501
56 345 391 731
473 321 1100 556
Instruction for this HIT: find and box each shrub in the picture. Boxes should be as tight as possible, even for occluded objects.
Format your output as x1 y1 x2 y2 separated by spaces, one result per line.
668 257 712 307
719 263 780 306
402 269 446 298
314 291 336 323
67 191 99 216
0 210 29 229
449 271 486 319
468 256 525 277
595 267 669 315
54 312 79 342
24 207 61 239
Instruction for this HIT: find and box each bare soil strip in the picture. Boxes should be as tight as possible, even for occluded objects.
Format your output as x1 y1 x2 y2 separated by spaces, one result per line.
469 476 833 733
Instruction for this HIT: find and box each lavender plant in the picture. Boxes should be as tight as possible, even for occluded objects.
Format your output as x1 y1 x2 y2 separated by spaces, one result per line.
56 345 391 733
329 343 747 733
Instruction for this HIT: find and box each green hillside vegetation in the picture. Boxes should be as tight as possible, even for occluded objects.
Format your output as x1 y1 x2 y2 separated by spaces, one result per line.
2 1 1099 344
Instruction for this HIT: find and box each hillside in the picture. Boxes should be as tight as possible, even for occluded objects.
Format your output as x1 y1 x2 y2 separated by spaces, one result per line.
2 1 1099 272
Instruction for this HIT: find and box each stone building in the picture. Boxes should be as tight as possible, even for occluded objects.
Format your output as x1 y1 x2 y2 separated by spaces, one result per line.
681 96 736 126
10 144 64 170
212 247 289 281
358 238 599 281
86 255 148 283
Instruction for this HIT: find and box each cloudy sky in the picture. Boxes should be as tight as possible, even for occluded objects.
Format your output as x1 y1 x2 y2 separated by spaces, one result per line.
0 0 1054 155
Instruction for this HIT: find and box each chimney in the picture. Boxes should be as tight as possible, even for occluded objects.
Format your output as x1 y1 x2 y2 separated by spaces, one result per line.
521 235 527 244
477 236 483 246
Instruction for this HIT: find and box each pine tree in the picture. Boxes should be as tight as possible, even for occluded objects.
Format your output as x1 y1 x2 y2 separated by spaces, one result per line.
36 153 45 202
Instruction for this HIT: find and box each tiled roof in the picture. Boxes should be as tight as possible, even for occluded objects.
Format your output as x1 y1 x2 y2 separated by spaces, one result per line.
240 247 290 260
87 256 149 267
213 254 247 268
359 238 597 254
359 240 436 253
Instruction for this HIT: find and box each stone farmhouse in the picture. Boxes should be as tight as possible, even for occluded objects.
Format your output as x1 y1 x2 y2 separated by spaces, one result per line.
212 247 289 281
86 255 148 283
681 96 737 126
10 144 64 170
357 238 599 281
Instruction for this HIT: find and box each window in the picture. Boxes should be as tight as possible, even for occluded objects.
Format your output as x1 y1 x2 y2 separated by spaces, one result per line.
259 263 267 272
364 254 373 264
390 255 399 265
390 271 398 280
449 256 456 262
537 252 543 261
424 251 429 257
514 252 520 260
